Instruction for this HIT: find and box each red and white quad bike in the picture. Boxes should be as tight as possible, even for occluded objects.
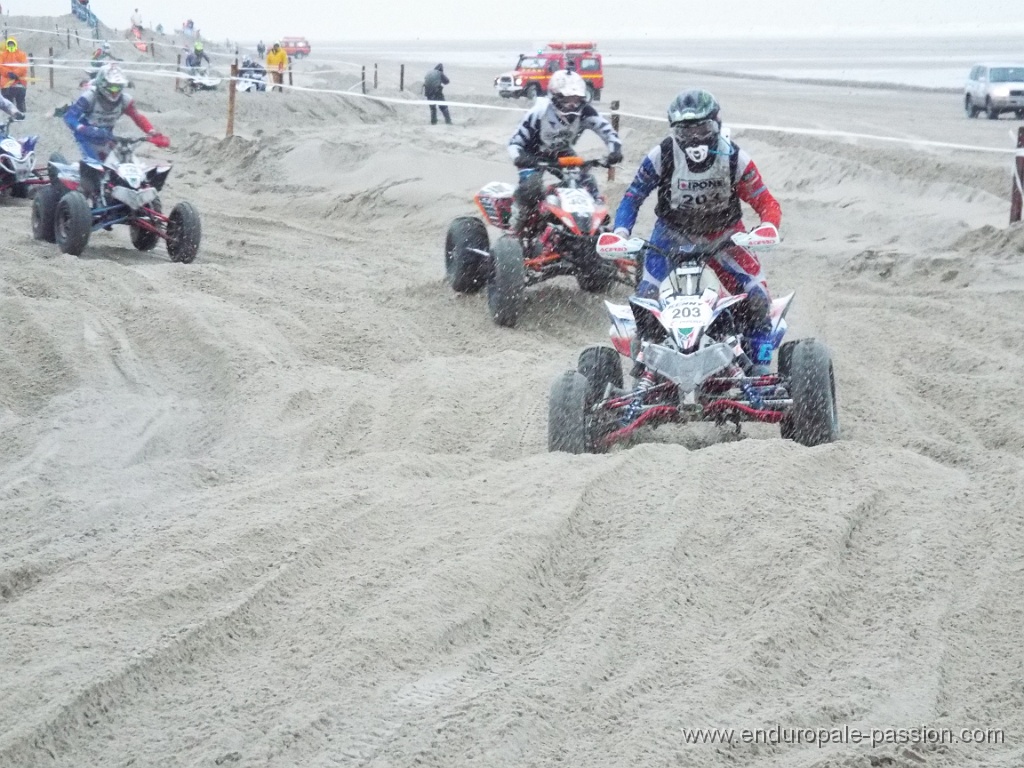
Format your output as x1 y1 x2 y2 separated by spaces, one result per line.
548 225 840 452
443 155 636 327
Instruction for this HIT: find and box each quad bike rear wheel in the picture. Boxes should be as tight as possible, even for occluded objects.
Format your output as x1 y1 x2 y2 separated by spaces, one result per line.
54 190 92 256
130 197 162 252
783 339 839 446
445 216 489 293
487 235 525 327
548 371 592 453
166 201 201 263
32 185 61 243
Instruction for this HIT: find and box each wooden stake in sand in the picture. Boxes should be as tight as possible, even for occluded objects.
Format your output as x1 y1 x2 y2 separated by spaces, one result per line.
226 63 238 138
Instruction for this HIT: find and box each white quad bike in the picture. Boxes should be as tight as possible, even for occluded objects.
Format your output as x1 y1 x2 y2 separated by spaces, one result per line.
236 67 267 92
184 66 222 92
548 224 840 452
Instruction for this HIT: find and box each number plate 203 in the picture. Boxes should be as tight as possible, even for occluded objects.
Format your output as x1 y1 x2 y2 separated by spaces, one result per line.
663 298 710 329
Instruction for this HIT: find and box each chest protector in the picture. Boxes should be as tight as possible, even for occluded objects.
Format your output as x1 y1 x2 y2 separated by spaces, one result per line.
654 135 741 235
536 103 584 159
81 89 132 130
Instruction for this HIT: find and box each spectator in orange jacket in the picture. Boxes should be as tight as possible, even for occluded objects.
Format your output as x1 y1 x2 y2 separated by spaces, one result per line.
0 37 28 114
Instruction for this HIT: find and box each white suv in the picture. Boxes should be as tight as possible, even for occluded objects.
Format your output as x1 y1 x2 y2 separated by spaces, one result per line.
964 63 1024 119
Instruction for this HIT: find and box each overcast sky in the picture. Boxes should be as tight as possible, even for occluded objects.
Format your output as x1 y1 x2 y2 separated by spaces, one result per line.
22 0 1024 41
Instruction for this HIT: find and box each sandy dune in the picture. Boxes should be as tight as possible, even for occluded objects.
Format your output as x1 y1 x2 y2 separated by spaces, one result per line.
1 15 1023 768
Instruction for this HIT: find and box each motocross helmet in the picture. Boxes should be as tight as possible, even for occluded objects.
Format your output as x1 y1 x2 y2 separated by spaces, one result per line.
547 70 587 123
5 38 17 52
194 41 204 54
667 89 722 167
95 64 128 103
242 56 253 68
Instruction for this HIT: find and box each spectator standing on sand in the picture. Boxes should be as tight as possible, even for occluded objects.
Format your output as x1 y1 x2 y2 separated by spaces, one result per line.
131 8 143 33
257 40 266 60
423 63 451 125
266 41 288 93
0 37 28 116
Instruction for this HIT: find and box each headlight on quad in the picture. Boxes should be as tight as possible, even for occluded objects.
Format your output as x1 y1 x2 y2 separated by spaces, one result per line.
111 186 158 210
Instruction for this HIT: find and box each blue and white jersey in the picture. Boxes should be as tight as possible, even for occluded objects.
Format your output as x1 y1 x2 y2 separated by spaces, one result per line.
507 98 620 163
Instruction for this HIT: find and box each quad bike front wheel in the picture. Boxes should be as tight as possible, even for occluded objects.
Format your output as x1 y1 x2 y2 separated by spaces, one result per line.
445 216 489 293
130 197 161 252
55 191 92 256
166 201 201 263
782 339 840 446
577 346 623 394
487 235 525 327
32 185 61 243
549 371 592 453
576 260 615 293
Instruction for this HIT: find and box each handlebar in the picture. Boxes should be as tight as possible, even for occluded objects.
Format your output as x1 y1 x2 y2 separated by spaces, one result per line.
596 224 779 263
109 133 171 149
518 155 614 174
638 230 739 264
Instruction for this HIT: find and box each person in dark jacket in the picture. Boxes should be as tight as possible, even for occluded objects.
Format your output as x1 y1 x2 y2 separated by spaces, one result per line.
423 63 451 125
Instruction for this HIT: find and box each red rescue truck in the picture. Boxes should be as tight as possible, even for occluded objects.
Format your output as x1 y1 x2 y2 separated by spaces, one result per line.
494 41 604 101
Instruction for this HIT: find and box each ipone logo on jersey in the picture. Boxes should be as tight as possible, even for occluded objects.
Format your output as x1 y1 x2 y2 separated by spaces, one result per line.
676 178 726 191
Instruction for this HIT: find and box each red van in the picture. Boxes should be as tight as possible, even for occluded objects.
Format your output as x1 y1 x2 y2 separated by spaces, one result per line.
281 37 311 59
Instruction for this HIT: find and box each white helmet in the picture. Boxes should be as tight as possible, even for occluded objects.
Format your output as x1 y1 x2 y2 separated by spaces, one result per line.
548 70 587 122
96 63 128 103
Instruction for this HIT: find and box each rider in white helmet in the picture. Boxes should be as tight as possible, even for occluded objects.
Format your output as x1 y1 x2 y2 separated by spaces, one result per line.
63 64 166 162
506 69 622 235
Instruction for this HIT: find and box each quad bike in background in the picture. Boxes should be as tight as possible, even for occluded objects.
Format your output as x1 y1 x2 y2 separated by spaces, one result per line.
443 155 636 327
548 226 840 452
184 66 223 92
0 117 49 199
237 64 267 92
31 133 202 263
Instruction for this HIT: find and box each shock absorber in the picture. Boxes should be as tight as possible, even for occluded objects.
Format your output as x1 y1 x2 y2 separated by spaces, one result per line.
623 369 657 424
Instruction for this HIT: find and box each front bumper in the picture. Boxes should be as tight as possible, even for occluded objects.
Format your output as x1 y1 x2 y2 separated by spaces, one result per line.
989 94 1024 109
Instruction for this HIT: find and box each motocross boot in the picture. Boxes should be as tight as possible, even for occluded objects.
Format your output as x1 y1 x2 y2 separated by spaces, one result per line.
508 201 540 239
507 201 525 236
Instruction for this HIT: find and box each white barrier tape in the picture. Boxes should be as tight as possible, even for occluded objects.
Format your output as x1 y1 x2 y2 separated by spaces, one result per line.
23 54 1024 157
43 58 183 67
259 79 539 112
1 24 362 67
729 122 1020 155
33 61 183 80
2 25 236 55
